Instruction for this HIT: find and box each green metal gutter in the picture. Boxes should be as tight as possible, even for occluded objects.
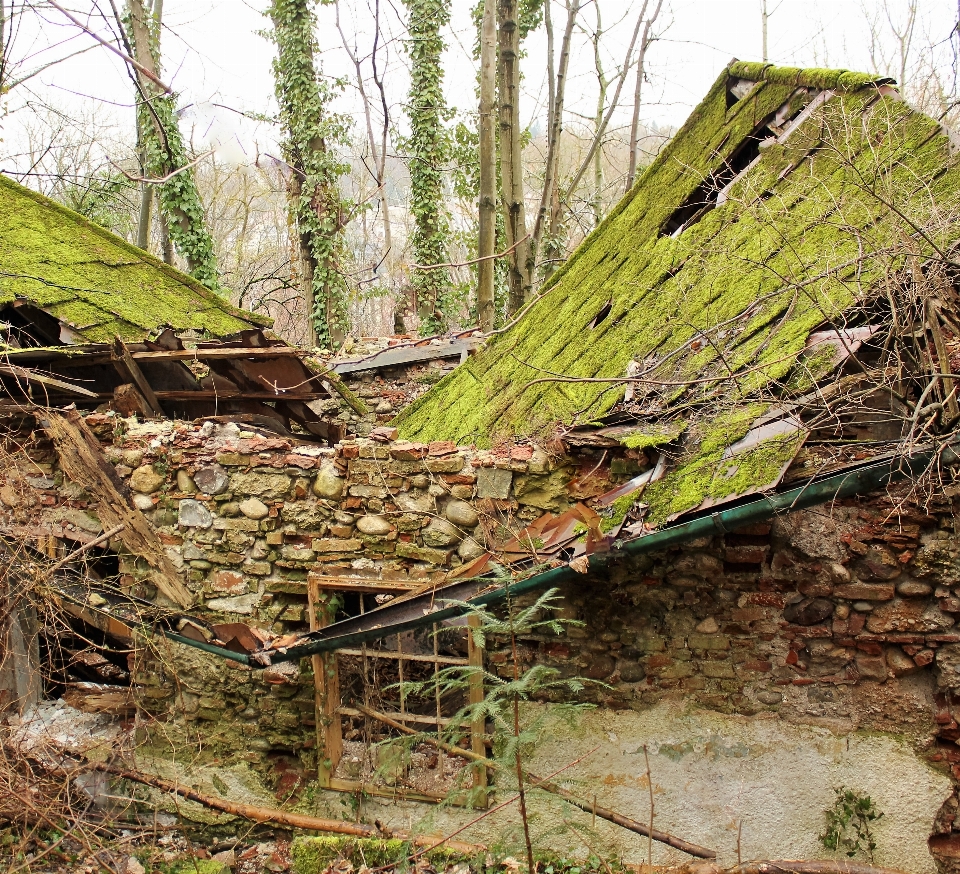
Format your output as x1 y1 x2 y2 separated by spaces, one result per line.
160 443 949 667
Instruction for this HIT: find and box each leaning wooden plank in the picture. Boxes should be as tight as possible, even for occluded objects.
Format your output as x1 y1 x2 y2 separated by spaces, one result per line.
87 759 484 853
112 337 163 417
40 409 193 608
130 347 305 361
331 340 476 375
0 363 98 398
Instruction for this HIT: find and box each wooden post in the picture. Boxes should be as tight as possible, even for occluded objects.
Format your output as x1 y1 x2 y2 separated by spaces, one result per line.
307 581 342 787
467 613 487 803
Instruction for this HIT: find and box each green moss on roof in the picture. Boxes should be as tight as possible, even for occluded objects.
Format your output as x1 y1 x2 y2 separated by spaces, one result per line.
396 62 960 527
0 173 269 341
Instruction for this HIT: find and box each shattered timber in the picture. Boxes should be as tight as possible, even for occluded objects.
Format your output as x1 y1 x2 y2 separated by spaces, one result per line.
5 61 960 872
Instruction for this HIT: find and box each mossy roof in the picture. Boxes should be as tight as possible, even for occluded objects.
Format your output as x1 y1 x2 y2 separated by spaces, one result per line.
397 62 960 524
0 173 268 342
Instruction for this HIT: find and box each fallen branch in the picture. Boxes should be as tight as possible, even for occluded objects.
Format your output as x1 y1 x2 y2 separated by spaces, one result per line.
354 702 716 859
411 234 531 271
110 150 214 185
47 523 126 574
90 759 483 854
46 0 173 93
680 862 912 874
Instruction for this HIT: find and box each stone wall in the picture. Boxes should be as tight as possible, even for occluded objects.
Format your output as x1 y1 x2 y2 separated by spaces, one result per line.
3 411 960 869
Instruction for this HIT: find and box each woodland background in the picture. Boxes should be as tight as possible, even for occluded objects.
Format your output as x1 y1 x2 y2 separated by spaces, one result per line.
0 0 957 347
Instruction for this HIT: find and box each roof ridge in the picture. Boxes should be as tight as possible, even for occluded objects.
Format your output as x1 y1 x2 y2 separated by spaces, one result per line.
727 60 895 92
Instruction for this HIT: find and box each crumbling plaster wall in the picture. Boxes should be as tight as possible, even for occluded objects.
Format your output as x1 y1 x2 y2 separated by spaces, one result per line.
5 414 960 869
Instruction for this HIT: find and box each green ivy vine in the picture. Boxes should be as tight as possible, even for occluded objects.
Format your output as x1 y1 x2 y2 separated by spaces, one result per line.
403 0 453 335
267 0 352 347
124 5 220 291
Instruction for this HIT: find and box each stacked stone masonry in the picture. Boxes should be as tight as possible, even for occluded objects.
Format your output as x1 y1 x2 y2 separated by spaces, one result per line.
4 412 960 841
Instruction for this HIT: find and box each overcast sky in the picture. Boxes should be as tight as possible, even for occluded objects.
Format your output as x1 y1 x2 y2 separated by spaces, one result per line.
4 0 956 165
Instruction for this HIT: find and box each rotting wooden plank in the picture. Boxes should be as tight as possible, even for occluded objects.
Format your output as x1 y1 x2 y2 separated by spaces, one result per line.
129 347 306 361
40 409 193 608
0 363 98 399
308 579 343 787
306 572 423 594
112 337 162 417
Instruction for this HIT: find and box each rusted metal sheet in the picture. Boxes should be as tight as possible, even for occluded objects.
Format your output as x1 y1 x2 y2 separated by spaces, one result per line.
332 339 478 374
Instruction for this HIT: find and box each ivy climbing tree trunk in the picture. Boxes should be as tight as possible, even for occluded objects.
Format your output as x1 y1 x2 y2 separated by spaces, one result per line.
477 0 497 331
497 0 533 314
124 0 219 290
403 0 452 334
269 0 350 349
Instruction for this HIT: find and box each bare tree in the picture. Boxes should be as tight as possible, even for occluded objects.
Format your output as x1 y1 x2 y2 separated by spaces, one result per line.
626 0 663 191
478 0 498 330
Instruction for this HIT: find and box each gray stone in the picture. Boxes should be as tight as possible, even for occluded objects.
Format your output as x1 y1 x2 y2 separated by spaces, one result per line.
280 503 330 530
281 546 315 562
179 499 213 529
356 515 392 536
445 500 479 528
695 616 719 634
229 471 291 500
395 492 436 514
194 464 230 495
476 467 513 500
132 493 154 511
205 593 260 614
756 691 783 705
422 518 462 547
176 469 196 494
313 463 344 499
182 543 206 561
130 464 165 494
458 537 486 561
619 662 646 683
239 497 269 520
852 601 875 612
528 448 550 475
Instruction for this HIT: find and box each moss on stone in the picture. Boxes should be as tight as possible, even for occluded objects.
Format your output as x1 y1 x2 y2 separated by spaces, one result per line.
0 173 268 340
290 837 474 874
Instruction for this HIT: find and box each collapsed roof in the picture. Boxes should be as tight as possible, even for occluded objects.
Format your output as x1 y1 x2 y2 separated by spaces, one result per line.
397 61 960 527
0 174 357 440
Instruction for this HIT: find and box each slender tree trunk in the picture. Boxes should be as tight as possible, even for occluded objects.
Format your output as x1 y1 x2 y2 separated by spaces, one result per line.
269 0 348 348
497 0 532 314
404 0 452 333
591 5 606 229
477 0 497 330
761 0 768 62
532 0 579 284
125 0 218 289
626 0 660 191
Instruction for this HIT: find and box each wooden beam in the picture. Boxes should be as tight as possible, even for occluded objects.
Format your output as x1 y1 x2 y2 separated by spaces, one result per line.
336 647 468 665
112 337 163 417
0 363 98 398
308 580 343 787
41 409 193 608
129 346 306 361
306 573 423 594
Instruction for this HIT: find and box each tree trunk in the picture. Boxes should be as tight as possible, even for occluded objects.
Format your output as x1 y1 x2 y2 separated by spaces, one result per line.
532 0 580 285
626 0 662 192
477 0 497 330
591 5 607 229
497 0 532 313
125 0 219 290
269 0 348 349
404 0 452 334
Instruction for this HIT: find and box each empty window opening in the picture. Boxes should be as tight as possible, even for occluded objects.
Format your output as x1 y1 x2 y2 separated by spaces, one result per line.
661 89 814 238
590 299 613 328
726 77 757 108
